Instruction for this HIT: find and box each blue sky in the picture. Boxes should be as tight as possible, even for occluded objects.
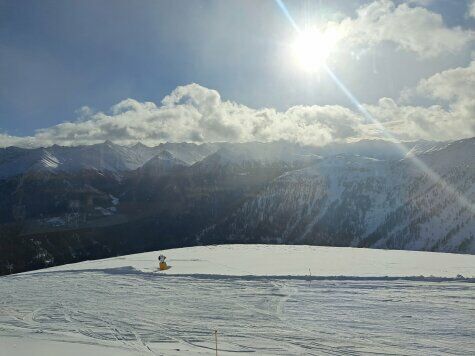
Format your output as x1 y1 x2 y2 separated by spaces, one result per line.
0 0 474 146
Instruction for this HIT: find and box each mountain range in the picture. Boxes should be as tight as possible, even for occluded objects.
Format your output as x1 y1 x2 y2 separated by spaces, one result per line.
0 138 473 275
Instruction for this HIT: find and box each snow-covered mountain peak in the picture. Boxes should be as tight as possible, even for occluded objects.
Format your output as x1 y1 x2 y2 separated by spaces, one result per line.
102 139 116 147
142 150 186 166
132 142 149 149
139 151 187 176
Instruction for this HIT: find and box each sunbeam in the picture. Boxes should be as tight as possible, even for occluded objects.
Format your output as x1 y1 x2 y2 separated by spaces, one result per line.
275 0 475 215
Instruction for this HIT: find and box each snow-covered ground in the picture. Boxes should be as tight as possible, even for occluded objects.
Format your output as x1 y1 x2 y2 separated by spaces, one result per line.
1 245 474 355
35 244 475 279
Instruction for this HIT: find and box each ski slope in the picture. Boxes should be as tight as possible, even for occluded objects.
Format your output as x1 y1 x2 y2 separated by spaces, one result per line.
1 245 474 355
34 244 475 278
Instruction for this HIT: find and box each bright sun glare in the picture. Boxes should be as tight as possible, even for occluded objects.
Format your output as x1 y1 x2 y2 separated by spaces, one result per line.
292 28 339 71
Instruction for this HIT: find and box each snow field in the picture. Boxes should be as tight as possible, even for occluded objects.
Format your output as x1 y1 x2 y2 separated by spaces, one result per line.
1 244 474 355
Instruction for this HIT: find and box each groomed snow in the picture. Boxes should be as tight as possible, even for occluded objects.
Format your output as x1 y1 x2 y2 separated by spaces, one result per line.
2 245 475 355
36 244 475 280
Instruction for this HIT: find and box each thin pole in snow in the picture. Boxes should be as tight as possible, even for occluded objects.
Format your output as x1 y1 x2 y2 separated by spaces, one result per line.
214 329 218 356
308 268 312 287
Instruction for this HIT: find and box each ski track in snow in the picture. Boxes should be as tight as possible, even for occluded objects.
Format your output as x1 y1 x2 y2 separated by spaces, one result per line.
1 246 475 355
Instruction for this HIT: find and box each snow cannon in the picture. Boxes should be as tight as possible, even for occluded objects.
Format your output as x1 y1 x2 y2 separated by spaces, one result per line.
158 254 168 270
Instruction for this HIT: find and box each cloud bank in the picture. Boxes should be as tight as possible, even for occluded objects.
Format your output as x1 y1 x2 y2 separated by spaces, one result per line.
2 59 475 148
324 0 473 58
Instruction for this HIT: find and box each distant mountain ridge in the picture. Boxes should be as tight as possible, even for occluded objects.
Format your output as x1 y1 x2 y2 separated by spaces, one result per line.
0 141 218 178
0 139 426 179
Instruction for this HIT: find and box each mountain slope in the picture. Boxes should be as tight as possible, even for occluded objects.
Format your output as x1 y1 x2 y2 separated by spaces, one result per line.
198 138 475 253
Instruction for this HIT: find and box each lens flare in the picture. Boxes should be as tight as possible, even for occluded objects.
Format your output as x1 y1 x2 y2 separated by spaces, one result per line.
276 0 474 214
292 28 339 71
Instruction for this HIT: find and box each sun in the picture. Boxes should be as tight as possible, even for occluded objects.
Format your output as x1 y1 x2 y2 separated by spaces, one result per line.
292 28 339 72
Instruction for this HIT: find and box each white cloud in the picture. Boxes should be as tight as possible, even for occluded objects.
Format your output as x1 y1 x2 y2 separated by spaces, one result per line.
0 134 37 148
399 59 475 138
406 0 434 5
469 0 475 18
2 59 475 148
365 98 474 141
326 0 473 58
408 60 475 103
0 83 365 147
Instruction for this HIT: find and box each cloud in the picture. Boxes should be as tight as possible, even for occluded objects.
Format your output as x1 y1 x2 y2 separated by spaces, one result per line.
399 59 475 138
407 60 475 103
326 0 473 58
406 0 434 5
0 83 365 147
365 97 474 141
470 0 475 18
1 61 475 149
0 134 37 148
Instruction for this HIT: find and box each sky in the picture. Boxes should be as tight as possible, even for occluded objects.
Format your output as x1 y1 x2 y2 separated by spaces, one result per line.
0 0 474 147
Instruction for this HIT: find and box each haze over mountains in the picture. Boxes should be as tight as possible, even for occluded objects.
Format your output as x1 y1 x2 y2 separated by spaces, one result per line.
0 138 473 275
